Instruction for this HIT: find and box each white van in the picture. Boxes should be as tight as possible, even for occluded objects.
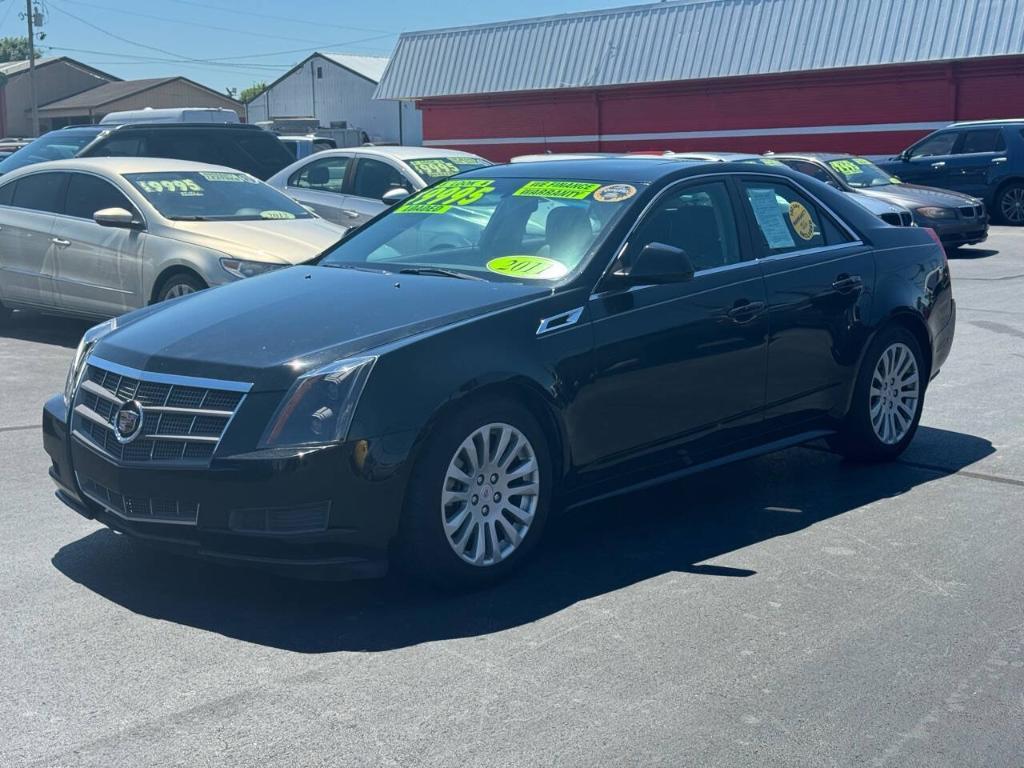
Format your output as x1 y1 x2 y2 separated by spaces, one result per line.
100 107 240 125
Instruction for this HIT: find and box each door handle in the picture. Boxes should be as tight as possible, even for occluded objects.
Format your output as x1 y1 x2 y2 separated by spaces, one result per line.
832 274 864 293
51 237 71 247
930 161 946 169
341 209 360 219
727 299 766 323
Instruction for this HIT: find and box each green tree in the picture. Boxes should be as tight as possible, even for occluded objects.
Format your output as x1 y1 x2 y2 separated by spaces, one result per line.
0 36 40 63
239 82 268 104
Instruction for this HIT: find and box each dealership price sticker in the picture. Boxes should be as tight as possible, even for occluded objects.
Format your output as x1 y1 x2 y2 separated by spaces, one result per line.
486 255 568 279
829 159 862 176
407 158 461 178
199 171 257 183
747 188 795 249
135 178 204 196
396 179 495 213
514 181 602 199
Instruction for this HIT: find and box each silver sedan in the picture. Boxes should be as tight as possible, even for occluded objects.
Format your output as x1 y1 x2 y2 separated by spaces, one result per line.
0 157 347 321
266 146 490 228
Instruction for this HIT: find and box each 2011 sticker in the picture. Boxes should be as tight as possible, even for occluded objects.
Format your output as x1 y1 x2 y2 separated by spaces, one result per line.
593 184 637 203
788 201 816 240
486 255 568 280
260 210 296 220
514 181 601 200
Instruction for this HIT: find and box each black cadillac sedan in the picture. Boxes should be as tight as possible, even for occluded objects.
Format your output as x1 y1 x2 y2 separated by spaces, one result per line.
765 152 988 248
43 159 956 585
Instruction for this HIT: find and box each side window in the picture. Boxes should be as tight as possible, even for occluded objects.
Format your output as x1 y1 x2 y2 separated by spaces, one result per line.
349 158 407 200
289 156 349 193
959 129 1006 154
88 135 145 157
64 174 137 220
217 133 293 178
909 132 958 159
12 172 69 213
0 181 14 206
778 159 835 185
740 179 850 255
631 180 742 272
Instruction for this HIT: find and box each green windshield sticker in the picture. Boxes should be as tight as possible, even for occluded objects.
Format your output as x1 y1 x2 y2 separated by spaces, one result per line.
889 177 902 184
450 156 488 166
514 181 601 200
486 255 568 280
854 158 872 166
396 179 495 214
407 158 461 178
759 158 785 166
136 178 203 196
199 171 256 183
259 210 296 220
829 159 862 176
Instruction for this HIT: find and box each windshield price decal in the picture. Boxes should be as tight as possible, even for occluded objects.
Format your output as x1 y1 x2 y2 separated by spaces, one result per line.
854 158 872 165
199 171 256 183
260 210 296 220
408 158 461 178
486 255 569 280
396 179 495 214
449 157 488 166
829 159 862 176
514 181 601 200
136 178 204 196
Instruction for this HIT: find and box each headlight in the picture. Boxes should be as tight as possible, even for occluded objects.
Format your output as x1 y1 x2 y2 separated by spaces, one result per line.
916 206 955 220
64 319 117 406
220 258 286 279
259 356 376 448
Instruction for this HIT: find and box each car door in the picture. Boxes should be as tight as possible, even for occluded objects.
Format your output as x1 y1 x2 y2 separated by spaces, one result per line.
942 127 1008 199
736 175 875 428
0 172 67 308
281 154 355 225
345 157 414 227
50 172 147 318
894 130 960 187
574 177 769 484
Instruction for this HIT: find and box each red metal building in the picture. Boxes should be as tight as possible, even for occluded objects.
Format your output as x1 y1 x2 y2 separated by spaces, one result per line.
375 0 1024 162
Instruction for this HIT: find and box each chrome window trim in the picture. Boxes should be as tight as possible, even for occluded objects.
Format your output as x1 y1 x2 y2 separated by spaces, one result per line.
592 170 866 299
87 355 253 393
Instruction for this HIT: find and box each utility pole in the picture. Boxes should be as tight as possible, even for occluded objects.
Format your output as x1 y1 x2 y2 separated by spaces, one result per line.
25 0 39 137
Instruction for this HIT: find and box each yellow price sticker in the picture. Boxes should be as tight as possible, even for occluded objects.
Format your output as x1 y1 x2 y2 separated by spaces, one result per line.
514 181 601 200
396 179 495 214
829 159 862 176
486 255 568 280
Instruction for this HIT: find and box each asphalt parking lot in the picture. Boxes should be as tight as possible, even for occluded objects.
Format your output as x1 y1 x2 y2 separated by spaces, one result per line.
2 228 1023 767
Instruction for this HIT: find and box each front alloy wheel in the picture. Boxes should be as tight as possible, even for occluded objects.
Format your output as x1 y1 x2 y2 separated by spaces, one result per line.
442 423 539 567
999 183 1024 225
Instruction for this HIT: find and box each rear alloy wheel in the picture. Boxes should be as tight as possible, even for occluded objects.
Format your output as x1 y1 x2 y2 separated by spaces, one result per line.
828 327 925 462
398 399 552 586
156 273 206 303
998 182 1024 225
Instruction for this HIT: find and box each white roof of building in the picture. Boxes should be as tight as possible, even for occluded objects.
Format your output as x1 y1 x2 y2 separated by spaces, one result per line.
319 53 390 83
376 0 1024 100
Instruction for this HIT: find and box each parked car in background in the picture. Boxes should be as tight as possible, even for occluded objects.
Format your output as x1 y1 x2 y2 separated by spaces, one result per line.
763 153 987 247
277 135 338 160
0 123 295 181
267 146 491 227
99 107 241 125
44 159 954 585
0 158 346 322
0 138 31 159
873 120 1024 225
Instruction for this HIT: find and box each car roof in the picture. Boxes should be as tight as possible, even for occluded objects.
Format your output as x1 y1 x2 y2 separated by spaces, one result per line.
463 157 707 183
671 151 761 161
768 152 856 162
355 146 484 160
0 157 255 177
949 119 1024 127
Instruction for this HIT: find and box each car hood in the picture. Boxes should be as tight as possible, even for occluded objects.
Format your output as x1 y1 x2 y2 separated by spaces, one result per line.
842 191 908 215
162 217 348 264
858 184 980 209
95 266 548 391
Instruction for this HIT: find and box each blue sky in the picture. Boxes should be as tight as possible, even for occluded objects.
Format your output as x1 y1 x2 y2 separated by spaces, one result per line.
3 0 636 94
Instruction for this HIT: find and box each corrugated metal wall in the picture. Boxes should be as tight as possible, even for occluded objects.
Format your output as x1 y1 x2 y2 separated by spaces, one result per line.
247 55 422 144
377 0 1024 99
418 56 1024 160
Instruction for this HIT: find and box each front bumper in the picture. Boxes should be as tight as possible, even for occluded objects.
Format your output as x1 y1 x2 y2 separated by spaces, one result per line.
43 394 416 580
916 211 989 247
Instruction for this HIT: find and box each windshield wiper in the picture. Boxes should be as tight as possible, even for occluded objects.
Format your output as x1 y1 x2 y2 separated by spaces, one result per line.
397 267 484 281
168 215 210 221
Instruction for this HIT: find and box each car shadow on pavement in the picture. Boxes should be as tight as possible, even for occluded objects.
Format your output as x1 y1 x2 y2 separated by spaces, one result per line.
948 246 999 260
0 310 90 348
52 426 994 654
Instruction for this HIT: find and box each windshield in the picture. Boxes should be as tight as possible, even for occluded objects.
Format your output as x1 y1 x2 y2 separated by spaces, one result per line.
125 170 314 221
405 156 492 184
319 176 641 281
0 128 103 174
826 157 900 188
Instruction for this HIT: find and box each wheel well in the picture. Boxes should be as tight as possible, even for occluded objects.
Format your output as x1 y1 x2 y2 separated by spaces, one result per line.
886 313 933 383
150 266 207 304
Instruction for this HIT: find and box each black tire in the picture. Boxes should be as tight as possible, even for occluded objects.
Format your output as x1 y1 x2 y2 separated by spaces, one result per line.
154 272 206 303
396 397 553 588
996 181 1024 226
827 326 926 462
